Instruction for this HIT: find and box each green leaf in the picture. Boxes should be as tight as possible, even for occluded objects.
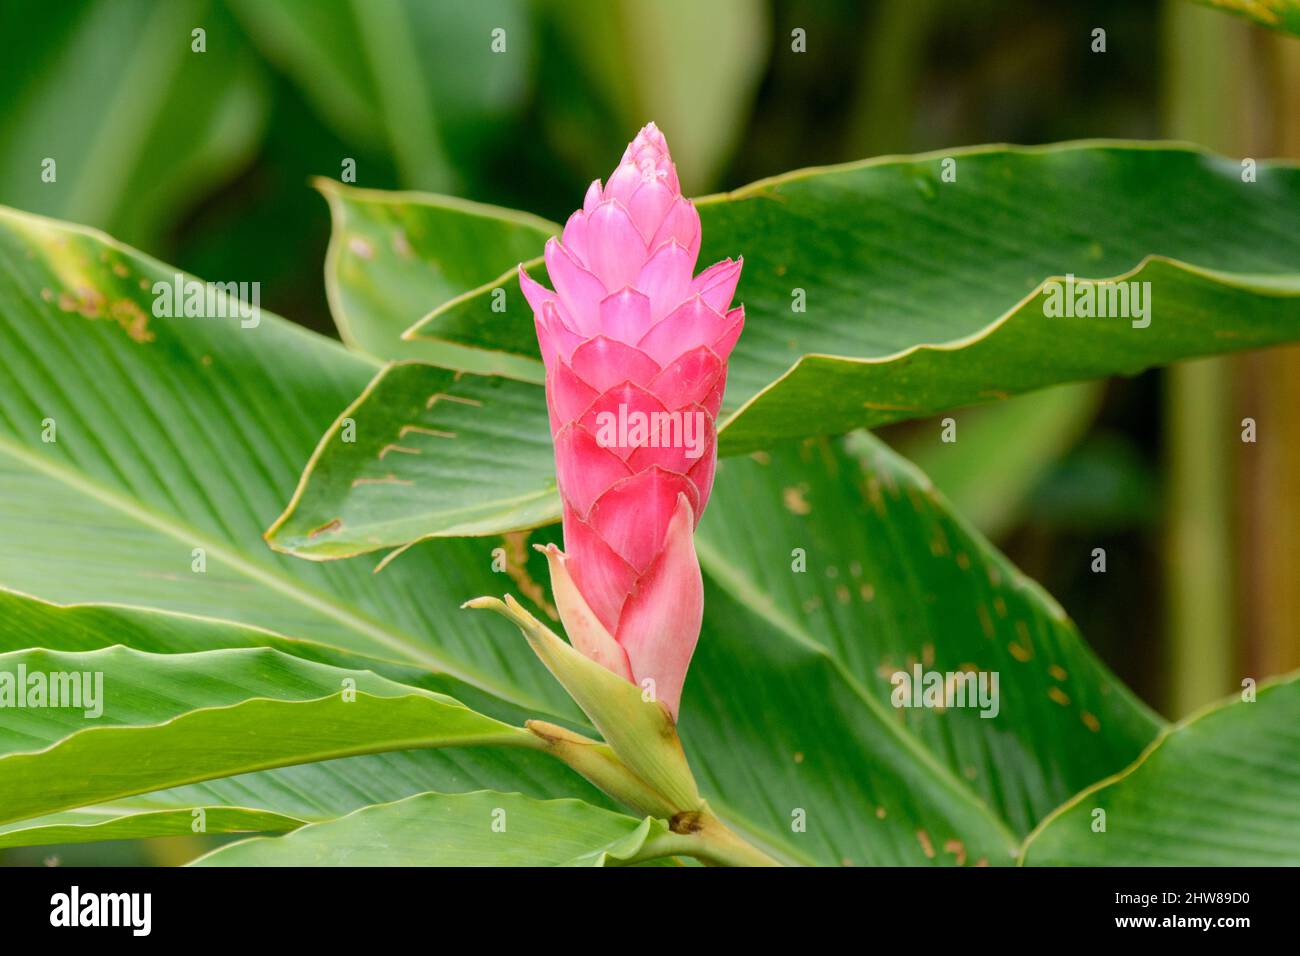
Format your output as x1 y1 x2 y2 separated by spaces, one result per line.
316 178 554 373
1190 0 1300 36
691 435 1162 839
265 363 558 558
192 790 667 866
405 143 1300 453
0 805 304 850
1021 673 1300 865
0 205 575 719
0 588 620 834
0 0 267 247
0 645 535 826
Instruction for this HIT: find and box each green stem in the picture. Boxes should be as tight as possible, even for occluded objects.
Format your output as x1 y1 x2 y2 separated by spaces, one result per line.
687 808 783 867
624 805 782 867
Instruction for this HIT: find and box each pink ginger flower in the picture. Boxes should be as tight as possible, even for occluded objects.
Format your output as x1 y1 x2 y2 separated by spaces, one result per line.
519 122 744 720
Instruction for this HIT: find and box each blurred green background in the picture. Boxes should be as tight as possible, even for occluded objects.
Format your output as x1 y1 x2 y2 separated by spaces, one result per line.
2 0 1297 864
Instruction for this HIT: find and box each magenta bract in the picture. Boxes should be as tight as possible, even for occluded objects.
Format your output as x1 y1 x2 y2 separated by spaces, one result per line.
519 123 744 719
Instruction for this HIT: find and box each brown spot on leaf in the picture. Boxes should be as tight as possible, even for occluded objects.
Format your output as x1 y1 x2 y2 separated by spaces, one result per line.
782 484 811 515
308 518 343 538
502 531 557 620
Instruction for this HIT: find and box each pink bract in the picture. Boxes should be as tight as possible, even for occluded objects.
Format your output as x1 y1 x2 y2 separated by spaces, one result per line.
520 122 744 720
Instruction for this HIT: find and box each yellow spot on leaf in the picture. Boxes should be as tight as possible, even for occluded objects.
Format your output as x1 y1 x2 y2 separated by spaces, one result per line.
782 485 811 514
502 531 558 620
944 840 967 866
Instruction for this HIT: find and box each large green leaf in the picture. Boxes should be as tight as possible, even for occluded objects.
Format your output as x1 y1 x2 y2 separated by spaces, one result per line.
265 363 557 558
0 588 620 842
0 645 533 826
192 790 666 867
0 205 576 719
264 363 557 557
316 178 554 372
0 0 267 247
691 437 1161 838
0 805 304 850
1021 673 1300 865
405 143 1300 453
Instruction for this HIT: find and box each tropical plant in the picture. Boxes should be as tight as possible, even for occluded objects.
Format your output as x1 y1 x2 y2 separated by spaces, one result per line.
1 3 1298 868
